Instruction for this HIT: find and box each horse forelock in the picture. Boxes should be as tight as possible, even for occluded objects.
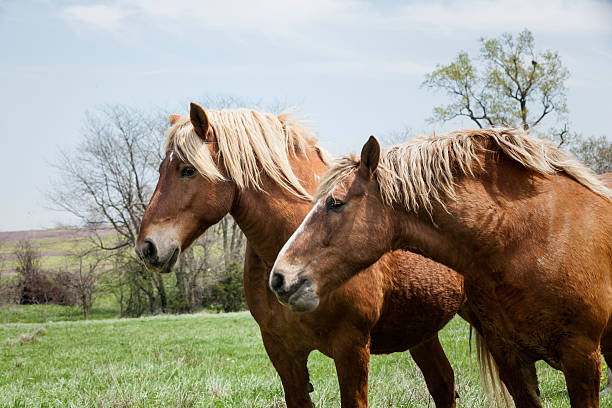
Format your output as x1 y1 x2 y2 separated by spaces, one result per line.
315 128 612 214
163 109 324 200
314 156 359 203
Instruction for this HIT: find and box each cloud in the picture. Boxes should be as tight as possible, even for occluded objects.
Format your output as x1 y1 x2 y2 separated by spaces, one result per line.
59 0 364 37
384 0 612 34
59 0 612 36
61 4 126 30
126 0 361 31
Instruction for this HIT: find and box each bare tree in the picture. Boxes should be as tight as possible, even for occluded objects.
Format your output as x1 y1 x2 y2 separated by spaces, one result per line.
379 127 414 147
49 99 253 316
59 248 109 320
175 234 214 312
217 216 246 271
49 105 171 313
50 105 166 249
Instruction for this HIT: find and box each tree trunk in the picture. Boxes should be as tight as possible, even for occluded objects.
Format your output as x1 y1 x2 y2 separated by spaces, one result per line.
154 273 167 313
147 291 156 315
119 283 124 317
221 217 230 270
174 257 187 300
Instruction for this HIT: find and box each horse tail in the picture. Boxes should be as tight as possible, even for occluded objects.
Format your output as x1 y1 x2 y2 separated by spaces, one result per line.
475 332 512 407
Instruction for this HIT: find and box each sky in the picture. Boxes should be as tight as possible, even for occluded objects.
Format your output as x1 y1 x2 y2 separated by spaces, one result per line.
1 0 611 231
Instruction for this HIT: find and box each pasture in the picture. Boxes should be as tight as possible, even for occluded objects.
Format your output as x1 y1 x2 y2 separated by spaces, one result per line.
1 309 609 407
0 228 117 271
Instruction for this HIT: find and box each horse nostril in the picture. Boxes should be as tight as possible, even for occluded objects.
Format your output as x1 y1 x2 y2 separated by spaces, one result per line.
269 272 285 293
141 238 157 263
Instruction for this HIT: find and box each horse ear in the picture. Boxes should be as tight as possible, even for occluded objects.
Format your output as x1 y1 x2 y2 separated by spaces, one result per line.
190 102 212 141
358 135 380 179
169 114 181 126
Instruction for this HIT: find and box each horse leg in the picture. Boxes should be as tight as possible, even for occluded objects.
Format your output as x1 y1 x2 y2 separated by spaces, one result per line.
332 331 371 408
409 334 456 408
261 330 314 408
560 339 601 408
484 337 542 408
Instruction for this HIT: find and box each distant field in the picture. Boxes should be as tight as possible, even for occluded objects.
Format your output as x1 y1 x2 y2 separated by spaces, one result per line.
0 227 117 271
1 312 609 408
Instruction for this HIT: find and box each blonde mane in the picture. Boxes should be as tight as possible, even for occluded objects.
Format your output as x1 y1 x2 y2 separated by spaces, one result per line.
317 128 612 213
164 109 329 200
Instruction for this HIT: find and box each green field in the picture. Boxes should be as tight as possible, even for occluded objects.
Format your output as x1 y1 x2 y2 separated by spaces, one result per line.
0 304 119 324
1 310 610 407
0 229 118 271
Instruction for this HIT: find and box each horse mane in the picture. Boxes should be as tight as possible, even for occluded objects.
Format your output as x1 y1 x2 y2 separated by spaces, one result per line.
164 109 329 200
316 128 612 213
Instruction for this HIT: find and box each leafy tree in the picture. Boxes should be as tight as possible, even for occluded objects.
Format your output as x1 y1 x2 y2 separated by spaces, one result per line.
422 29 611 174
423 29 569 132
569 135 612 174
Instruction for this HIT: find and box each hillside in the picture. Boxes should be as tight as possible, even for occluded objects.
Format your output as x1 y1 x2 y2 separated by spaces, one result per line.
0 227 117 271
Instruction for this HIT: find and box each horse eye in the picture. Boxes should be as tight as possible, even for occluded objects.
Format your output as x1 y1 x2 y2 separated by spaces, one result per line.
180 166 196 178
326 197 345 211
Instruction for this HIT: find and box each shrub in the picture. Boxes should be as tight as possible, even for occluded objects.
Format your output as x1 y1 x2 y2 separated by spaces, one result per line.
205 263 246 313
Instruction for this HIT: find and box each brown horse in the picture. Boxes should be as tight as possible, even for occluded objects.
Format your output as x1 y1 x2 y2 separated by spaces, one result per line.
136 103 467 408
270 130 612 408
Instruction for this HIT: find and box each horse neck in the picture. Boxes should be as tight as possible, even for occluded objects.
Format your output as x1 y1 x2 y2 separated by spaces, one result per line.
392 158 547 275
230 147 327 267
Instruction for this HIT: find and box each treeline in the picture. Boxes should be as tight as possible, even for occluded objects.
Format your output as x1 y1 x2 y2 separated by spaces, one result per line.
0 99 253 318
0 221 246 318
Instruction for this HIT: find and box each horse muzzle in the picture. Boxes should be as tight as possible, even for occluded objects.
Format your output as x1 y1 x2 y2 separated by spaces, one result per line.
269 269 320 312
136 237 180 273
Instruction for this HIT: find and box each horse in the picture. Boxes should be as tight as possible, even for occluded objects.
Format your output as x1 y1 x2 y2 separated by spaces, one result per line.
270 129 612 408
136 103 467 408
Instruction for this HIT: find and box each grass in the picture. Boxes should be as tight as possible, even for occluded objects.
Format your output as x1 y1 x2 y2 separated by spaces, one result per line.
1 312 610 407
0 304 119 324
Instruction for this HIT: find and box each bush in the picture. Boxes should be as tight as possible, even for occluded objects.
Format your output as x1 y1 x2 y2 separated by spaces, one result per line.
20 272 74 306
166 288 192 314
14 241 74 306
205 263 246 313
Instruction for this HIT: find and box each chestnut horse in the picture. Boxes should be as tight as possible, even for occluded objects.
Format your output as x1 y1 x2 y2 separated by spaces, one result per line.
271 130 612 408
136 103 467 407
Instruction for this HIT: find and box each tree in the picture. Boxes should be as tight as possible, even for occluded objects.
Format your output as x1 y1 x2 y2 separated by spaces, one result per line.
49 100 249 316
49 105 171 314
569 135 612 174
421 29 611 174
423 29 569 132
50 105 165 249
59 248 108 320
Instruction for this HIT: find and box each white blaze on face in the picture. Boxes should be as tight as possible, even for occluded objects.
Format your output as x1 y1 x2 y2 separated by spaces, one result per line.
169 151 174 163
270 199 324 287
